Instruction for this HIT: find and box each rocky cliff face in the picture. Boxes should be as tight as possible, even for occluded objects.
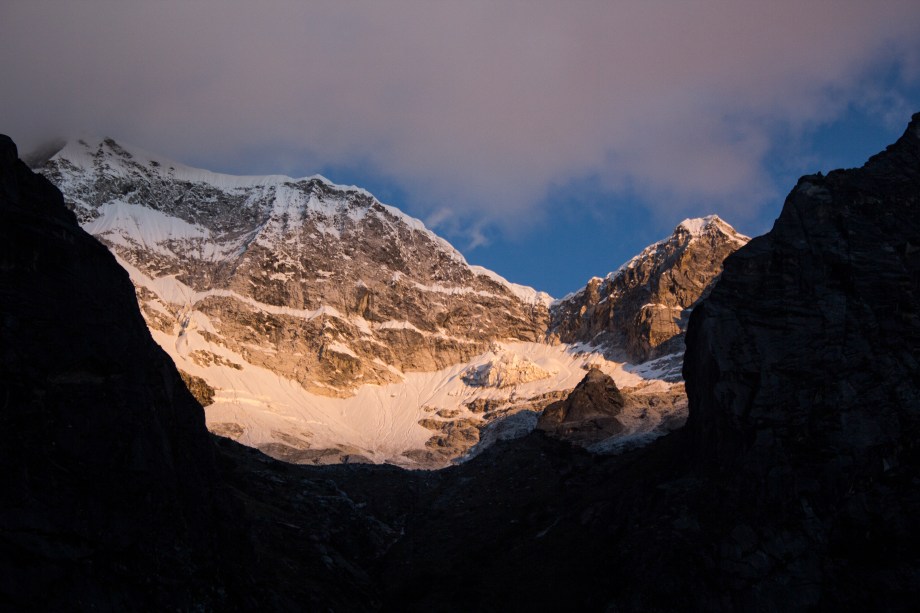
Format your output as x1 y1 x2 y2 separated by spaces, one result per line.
38 137 550 398
678 112 920 607
685 114 920 464
550 215 748 367
0 134 224 607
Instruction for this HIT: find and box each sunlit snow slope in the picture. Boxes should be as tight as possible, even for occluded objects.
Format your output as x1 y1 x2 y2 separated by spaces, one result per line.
39 137 690 467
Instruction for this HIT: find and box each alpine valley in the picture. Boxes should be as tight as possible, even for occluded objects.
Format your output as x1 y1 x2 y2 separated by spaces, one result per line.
3 113 920 610
33 138 748 467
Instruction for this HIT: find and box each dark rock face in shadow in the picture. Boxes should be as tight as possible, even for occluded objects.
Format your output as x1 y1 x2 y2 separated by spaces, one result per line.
0 134 224 607
685 114 920 465
679 111 920 608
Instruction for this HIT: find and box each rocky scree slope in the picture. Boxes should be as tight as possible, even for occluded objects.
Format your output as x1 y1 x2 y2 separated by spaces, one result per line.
549 215 748 369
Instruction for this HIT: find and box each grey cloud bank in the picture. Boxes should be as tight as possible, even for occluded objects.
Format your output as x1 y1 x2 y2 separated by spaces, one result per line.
3 0 920 238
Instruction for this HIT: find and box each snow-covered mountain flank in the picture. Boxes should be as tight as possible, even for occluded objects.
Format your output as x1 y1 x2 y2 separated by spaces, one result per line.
36 137 744 467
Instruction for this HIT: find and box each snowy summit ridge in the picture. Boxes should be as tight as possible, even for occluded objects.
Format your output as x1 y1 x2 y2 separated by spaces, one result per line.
48 137 471 260
46 137 554 306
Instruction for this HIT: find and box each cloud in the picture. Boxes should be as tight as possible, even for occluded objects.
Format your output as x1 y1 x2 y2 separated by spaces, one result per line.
2 0 919 237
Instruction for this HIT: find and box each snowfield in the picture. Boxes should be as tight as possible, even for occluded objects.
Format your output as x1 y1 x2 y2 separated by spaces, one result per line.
161 314 648 467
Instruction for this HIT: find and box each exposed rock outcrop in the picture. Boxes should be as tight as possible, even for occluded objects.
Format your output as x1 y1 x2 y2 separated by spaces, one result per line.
550 215 748 364
461 351 553 388
179 368 216 406
537 368 625 444
537 369 688 450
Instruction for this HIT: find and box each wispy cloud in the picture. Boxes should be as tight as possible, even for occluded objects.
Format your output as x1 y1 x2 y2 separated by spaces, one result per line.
2 0 919 241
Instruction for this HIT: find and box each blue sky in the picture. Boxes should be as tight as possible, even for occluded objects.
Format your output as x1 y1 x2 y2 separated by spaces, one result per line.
3 1 920 297
319 84 920 297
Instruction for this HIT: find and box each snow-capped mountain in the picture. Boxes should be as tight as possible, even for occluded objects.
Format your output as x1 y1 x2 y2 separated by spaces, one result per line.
41 137 551 393
35 137 732 467
548 215 749 379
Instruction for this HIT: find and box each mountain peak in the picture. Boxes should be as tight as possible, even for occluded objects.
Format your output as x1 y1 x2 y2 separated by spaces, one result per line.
44 135 475 266
676 214 721 235
50 135 368 194
0 134 18 162
676 214 748 243
38 138 557 466
909 110 920 136
550 214 749 364
37 134 739 466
